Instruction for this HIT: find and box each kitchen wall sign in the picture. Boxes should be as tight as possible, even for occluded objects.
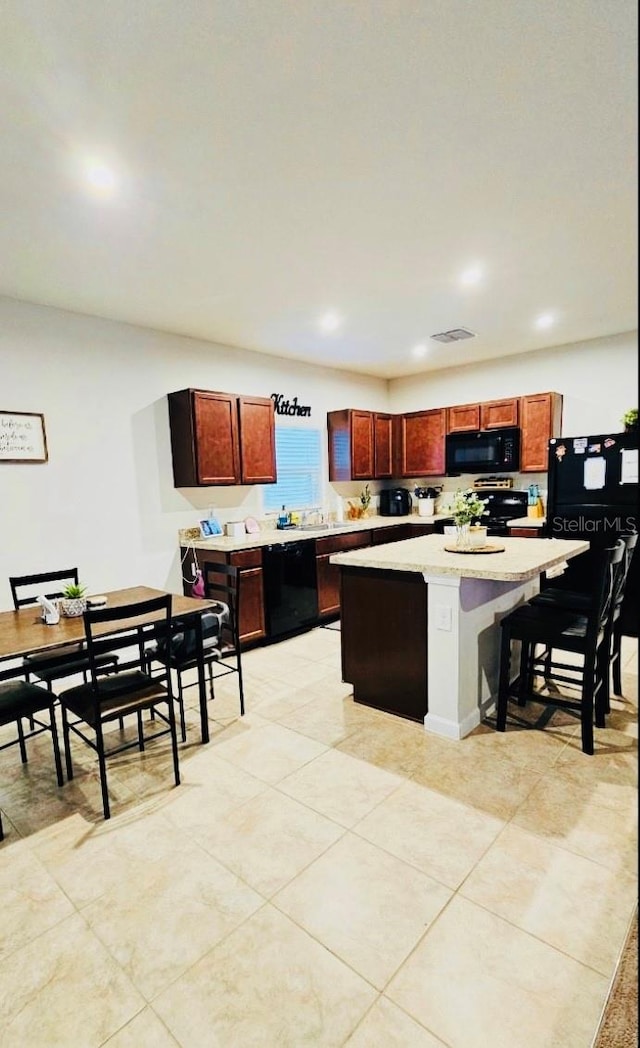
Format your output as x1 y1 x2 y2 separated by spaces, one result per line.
0 411 48 463
271 393 311 418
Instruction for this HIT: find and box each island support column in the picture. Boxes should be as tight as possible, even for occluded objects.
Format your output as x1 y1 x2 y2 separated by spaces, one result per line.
422 572 538 740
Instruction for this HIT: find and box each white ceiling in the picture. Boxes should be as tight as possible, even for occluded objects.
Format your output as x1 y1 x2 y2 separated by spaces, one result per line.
1 1 637 378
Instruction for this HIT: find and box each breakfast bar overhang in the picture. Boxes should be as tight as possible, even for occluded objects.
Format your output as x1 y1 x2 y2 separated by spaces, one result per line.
331 535 589 740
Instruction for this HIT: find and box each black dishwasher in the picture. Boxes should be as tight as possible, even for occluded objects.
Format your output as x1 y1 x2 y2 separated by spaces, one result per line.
263 541 319 639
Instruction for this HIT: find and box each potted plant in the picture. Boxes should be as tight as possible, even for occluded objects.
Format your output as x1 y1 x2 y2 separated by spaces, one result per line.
60 582 88 618
451 489 488 549
359 483 371 517
622 408 638 433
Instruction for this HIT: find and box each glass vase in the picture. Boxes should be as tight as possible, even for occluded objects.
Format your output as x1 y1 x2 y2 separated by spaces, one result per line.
455 522 471 549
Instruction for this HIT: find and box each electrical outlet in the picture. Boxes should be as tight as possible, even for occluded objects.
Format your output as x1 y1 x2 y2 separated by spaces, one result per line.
434 605 452 631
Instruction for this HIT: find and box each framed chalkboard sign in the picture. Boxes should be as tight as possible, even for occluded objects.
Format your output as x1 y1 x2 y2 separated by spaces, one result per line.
0 411 48 463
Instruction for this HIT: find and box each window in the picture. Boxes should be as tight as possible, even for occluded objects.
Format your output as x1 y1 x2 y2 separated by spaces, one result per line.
263 428 322 511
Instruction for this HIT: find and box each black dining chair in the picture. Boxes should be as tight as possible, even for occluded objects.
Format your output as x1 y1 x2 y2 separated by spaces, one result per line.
496 541 624 754
0 679 64 841
529 533 637 710
9 569 119 688
58 593 180 820
145 563 245 736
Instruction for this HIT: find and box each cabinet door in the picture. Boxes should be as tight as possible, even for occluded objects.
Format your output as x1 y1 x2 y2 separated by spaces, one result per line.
237 566 266 644
398 409 446 476
193 391 240 485
371 525 411 545
238 396 277 484
374 413 394 478
317 553 340 616
520 393 562 472
509 528 539 538
447 403 480 433
351 411 375 479
480 398 519 429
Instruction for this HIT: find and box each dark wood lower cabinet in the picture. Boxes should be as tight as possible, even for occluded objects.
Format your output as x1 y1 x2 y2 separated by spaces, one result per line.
340 566 428 722
317 553 340 616
181 546 265 647
508 527 540 538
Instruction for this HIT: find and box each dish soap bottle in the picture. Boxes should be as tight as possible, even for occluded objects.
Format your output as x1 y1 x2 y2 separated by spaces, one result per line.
278 505 288 528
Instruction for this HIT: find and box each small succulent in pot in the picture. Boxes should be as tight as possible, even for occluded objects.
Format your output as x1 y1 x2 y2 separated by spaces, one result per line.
622 408 637 433
60 582 88 618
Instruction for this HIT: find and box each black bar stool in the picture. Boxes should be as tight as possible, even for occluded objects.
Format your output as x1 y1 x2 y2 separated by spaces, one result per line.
496 541 625 754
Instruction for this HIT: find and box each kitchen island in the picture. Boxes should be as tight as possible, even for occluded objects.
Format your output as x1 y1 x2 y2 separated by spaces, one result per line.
331 535 589 740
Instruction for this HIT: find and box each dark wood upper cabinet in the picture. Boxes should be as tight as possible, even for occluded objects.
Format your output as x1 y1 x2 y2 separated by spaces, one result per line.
168 388 276 486
480 397 519 429
237 395 277 484
373 413 394 478
447 398 518 432
395 408 447 477
328 409 374 481
519 392 563 472
447 403 480 433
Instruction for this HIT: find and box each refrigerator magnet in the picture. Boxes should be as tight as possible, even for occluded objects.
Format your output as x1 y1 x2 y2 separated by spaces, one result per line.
555 444 566 460
588 443 601 453
604 437 616 448
573 437 587 453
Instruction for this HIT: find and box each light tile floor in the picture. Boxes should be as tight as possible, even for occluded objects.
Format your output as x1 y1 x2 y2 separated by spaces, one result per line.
0 628 637 1047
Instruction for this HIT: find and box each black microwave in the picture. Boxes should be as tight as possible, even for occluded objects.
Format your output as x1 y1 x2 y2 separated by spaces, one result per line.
445 427 520 475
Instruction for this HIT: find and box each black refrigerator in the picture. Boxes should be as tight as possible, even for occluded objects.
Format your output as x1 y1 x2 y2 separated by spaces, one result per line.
546 431 639 636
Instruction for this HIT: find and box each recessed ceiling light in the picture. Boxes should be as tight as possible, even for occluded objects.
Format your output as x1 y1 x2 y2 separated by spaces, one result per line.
412 343 428 358
459 265 484 287
535 312 556 330
84 160 118 196
318 311 342 333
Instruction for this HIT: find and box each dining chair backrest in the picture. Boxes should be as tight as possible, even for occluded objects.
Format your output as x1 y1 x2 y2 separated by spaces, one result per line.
203 563 240 652
10 568 80 610
589 540 625 642
611 532 638 617
82 594 174 710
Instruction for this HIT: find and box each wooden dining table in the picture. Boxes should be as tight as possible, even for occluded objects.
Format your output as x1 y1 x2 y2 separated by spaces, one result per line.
0 586 219 744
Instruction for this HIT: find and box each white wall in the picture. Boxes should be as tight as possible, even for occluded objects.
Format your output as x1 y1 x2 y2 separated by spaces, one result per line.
389 331 638 506
389 331 638 433
0 297 387 610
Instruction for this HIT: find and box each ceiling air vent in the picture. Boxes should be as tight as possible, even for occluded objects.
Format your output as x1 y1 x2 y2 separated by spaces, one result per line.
430 328 476 343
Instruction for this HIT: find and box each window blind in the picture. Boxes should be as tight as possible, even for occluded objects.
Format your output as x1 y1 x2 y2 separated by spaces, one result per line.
263 428 322 511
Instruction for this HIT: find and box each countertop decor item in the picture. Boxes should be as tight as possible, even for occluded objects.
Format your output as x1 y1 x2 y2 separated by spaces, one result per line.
451 488 488 524
414 485 442 517
451 489 488 548
60 582 87 617
359 484 371 515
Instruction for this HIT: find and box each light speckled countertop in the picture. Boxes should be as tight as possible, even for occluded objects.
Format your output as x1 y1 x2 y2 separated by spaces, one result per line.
330 535 588 582
183 514 454 553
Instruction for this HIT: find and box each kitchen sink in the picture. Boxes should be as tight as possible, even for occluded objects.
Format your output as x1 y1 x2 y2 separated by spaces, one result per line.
297 522 346 531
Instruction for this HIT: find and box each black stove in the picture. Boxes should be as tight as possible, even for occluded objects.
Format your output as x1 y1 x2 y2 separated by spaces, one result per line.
480 490 529 536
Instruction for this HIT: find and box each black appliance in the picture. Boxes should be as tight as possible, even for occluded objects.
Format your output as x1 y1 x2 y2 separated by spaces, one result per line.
379 487 412 516
433 489 529 536
480 490 529 536
445 427 520 475
546 431 638 635
263 540 319 639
